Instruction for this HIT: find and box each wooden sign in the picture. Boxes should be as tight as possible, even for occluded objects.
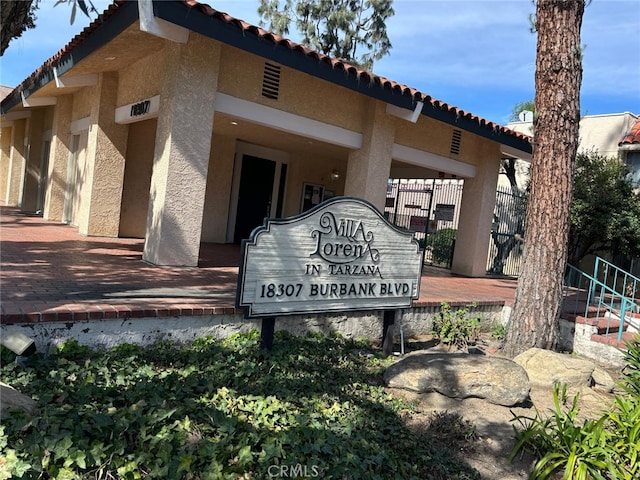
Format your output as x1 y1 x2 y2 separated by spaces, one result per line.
236 197 423 318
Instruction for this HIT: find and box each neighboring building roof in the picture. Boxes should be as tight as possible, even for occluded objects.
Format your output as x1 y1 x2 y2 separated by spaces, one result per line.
0 85 13 101
0 0 531 153
620 118 640 145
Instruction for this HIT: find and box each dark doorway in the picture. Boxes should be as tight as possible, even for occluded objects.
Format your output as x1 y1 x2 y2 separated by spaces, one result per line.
234 155 276 243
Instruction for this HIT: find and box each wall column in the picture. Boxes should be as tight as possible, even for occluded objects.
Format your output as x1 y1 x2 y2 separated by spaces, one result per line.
1 125 13 202
143 35 220 266
201 133 237 243
6 118 27 207
44 94 73 221
22 109 45 212
344 100 395 211
451 155 501 277
77 72 128 236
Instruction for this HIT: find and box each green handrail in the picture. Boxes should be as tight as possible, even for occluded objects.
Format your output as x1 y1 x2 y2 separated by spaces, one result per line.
564 263 637 341
593 256 640 304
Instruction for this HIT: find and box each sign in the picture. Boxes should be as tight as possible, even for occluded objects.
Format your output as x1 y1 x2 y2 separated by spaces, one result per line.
115 95 160 124
237 197 423 318
435 204 455 222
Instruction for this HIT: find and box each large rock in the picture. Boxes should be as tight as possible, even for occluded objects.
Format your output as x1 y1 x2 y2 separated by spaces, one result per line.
0 382 37 418
513 348 616 392
383 352 530 406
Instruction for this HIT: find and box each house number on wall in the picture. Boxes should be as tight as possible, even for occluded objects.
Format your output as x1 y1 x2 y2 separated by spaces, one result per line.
130 100 151 117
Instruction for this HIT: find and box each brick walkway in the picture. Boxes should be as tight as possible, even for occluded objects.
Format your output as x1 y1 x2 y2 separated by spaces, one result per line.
0 205 517 324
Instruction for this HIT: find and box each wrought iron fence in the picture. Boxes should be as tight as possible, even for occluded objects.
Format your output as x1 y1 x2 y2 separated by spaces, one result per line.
384 179 463 268
486 186 527 276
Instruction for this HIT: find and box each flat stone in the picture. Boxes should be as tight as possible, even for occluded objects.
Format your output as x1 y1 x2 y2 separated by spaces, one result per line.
383 352 530 406
0 382 37 418
513 348 614 391
591 366 616 393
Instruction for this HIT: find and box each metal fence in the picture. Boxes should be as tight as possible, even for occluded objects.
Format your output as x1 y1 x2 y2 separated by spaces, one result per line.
384 179 464 268
486 187 527 276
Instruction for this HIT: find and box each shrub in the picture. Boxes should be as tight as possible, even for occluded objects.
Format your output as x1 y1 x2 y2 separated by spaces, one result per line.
430 228 456 265
490 323 507 340
432 302 480 350
509 335 640 480
0 332 480 480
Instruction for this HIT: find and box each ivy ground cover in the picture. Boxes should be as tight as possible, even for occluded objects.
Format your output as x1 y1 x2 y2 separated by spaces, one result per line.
1 331 479 479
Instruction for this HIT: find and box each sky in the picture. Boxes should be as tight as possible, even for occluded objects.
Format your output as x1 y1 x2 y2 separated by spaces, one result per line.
1 0 639 125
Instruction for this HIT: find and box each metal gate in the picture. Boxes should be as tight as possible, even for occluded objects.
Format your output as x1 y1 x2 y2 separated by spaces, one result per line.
486 186 527 276
384 179 464 268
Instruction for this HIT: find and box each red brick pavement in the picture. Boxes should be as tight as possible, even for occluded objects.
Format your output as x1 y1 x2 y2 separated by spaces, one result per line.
0 205 517 324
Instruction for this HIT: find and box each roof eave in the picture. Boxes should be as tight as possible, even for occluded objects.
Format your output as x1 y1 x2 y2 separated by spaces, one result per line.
0 1 138 115
2 0 532 155
154 1 532 155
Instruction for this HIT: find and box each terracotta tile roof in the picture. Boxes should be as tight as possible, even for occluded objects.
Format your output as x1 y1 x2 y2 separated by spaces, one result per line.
1 0 531 150
183 0 529 144
620 119 640 145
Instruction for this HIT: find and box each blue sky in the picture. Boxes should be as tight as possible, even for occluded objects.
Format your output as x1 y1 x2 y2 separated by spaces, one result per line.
2 0 639 125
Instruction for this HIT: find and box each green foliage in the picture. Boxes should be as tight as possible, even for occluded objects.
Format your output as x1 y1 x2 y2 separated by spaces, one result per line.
509 338 640 480
432 302 480 350
620 335 640 397
54 0 98 25
568 150 640 265
490 323 507 340
430 228 456 265
257 0 394 69
0 333 480 480
509 99 535 122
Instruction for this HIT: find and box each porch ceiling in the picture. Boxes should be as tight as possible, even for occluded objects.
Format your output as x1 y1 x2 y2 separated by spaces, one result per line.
213 112 351 160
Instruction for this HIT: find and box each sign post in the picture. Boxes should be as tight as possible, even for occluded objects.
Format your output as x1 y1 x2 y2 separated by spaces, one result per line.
236 197 424 353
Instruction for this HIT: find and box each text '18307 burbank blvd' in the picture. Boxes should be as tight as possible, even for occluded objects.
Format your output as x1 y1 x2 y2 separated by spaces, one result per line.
236 197 424 318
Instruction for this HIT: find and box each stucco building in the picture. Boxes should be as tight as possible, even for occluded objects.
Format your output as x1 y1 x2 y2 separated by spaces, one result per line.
0 0 531 277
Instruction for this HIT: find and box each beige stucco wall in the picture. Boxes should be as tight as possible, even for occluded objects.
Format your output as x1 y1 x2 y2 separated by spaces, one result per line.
144 34 220 266
43 106 55 131
285 151 346 215
509 112 638 159
22 109 46 212
395 116 491 168
68 132 89 226
0 125 12 202
44 95 73 221
119 118 156 238
7 118 27 206
71 85 94 122
201 133 236 243
345 100 395 210
217 46 367 132
451 141 502 276
78 71 128 236
117 49 165 106
578 113 636 157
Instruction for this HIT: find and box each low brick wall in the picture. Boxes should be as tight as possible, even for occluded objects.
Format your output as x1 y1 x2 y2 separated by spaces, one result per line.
1 302 507 354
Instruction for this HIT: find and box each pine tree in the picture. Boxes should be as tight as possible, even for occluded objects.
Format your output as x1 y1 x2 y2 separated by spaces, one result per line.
258 0 394 70
502 0 586 357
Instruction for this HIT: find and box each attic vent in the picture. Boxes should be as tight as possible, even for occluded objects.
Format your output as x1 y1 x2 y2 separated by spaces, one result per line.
450 129 462 155
262 62 281 100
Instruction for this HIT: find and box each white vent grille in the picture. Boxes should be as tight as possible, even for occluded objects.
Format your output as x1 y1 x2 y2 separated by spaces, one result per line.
262 62 281 100
450 129 462 155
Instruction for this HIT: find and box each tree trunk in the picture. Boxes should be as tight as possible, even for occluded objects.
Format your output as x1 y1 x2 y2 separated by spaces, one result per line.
502 0 585 358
